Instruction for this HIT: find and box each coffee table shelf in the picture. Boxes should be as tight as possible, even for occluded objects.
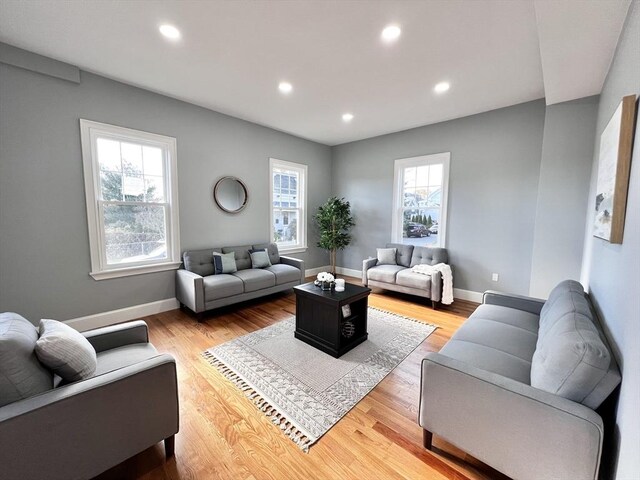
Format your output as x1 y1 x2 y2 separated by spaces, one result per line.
293 282 371 358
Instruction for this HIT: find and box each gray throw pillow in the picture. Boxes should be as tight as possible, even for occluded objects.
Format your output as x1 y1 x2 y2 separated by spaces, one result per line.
377 247 397 265
213 251 237 274
0 312 53 407
250 249 272 269
35 319 97 382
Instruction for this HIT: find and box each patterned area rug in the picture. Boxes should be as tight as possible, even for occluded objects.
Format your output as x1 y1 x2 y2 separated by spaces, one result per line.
203 307 436 451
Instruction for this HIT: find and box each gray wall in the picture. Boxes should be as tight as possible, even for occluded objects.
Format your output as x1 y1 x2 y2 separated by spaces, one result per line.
332 100 546 295
581 3 640 478
529 96 598 298
0 58 332 322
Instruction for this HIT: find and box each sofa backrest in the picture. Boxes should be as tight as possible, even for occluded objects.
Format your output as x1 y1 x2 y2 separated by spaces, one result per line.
385 243 414 267
531 280 621 409
183 243 281 275
409 246 448 267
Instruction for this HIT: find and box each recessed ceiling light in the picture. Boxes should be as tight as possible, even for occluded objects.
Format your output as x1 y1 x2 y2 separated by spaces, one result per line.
278 82 293 94
342 113 354 122
159 24 181 40
434 82 450 94
381 25 401 42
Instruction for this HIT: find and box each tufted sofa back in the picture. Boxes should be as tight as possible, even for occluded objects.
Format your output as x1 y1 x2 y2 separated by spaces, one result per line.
409 246 448 267
182 243 281 276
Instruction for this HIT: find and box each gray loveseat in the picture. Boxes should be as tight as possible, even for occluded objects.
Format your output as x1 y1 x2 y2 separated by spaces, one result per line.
176 242 304 315
419 280 621 480
0 314 179 480
362 243 448 307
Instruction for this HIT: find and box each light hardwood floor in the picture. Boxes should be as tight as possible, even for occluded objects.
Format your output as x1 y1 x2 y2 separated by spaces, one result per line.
96 280 507 480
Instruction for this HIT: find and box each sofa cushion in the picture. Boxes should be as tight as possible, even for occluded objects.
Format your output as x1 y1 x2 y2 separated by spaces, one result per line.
385 243 414 267
409 246 448 267
232 269 276 292
367 265 406 284
532 288 616 408
35 319 98 382
252 243 280 265
183 248 221 276
0 313 53 407
222 245 253 270
93 343 159 377
213 252 237 274
203 274 244 302
250 249 272 269
265 264 300 285
376 248 397 265
396 269 432 290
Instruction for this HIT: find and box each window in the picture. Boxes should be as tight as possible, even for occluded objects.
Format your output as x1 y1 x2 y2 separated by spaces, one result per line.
269 158 307 252
80 120 181 280
392 153 450 247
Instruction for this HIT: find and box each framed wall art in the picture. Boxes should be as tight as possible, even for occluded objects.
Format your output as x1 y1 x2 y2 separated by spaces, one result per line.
593 94 637 244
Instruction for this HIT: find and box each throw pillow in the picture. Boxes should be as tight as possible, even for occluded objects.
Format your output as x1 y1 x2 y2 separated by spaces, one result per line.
35 319 97 382
0 312 54 407
250 249 272 269
377 247 397 265
213 251 237 274
212 253 224 274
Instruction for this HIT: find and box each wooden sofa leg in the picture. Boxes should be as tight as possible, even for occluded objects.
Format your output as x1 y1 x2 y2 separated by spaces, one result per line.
431 300 437 310
165 435 175 459
423 429 433 450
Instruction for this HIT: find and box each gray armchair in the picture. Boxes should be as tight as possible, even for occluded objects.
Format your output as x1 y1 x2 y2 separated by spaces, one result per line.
0 319 179 480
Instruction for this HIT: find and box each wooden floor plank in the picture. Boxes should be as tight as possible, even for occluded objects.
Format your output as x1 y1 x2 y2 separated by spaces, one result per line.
95 278 505 480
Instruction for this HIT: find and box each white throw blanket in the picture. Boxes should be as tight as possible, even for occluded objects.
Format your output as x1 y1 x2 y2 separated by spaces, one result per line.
411 263 454 305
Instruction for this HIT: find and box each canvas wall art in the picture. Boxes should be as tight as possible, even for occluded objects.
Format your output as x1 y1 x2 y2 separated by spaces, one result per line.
593 95 637 244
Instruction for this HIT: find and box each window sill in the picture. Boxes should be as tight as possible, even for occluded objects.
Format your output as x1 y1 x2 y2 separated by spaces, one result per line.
90 261 182 281
278 246 308 254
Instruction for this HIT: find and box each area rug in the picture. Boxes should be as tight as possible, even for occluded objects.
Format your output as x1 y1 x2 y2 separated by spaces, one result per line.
202 306 436 452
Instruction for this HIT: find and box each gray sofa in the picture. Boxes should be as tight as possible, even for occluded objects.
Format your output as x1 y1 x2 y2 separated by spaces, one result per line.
419 280 621 480
176 242 304 315
0 314 179 480
362 243 448 307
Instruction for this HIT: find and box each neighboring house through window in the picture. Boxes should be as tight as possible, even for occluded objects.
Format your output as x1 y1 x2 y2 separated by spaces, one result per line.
392 153 450 248
80 120 181 280
269 158 307 252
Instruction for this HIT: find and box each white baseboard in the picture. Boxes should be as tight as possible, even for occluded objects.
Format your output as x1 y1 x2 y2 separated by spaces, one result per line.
65 298 180 332
335 267 362 279
305 265 332 277
453 288 483 303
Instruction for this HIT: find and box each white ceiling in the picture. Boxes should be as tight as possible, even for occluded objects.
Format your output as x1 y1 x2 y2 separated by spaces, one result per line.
0 0 631 146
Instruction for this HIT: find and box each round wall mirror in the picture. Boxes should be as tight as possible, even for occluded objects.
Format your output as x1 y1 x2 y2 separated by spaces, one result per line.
213 176 249 213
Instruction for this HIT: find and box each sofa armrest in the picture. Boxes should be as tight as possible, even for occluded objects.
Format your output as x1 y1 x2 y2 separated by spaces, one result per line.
82 320 148 352
420 353 603 480
482 290 545 315
279 256 305 283
0 355 179 480
175 269 205 313
430 271 442 302
362 257 378 285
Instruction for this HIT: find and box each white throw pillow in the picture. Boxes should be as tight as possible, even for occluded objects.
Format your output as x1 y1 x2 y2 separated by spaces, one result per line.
377 248 397 265
35 319 97 382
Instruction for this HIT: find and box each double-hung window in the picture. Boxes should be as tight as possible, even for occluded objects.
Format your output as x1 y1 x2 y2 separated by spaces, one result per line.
80 120 180 280
392 153 450 247
269 158 307 252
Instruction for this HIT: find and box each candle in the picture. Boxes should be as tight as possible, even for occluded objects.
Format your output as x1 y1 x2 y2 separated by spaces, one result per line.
335 278 345 292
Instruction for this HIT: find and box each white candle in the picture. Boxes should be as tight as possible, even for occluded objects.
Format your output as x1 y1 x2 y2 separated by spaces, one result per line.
335 279 345 292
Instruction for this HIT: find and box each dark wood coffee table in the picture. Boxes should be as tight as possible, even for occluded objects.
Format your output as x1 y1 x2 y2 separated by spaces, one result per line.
293 282 371 358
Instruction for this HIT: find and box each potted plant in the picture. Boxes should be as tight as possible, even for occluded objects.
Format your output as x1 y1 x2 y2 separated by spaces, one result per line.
314 197 355 276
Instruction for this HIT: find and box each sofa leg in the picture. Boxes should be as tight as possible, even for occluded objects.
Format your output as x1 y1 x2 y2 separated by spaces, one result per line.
195 312 205 322
165 435 175 459
431 300 437 310
423 429 433 450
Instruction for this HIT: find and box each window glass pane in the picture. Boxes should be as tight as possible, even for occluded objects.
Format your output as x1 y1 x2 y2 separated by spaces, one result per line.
123 174 145 201
273 209 298 245
416 166 429 187
290 175 298 192
143 146 163 177
144 176 165 202
281 175 289 189
274 174 281 189
97 138 122 172
100 171 123 201
429 164 443 186
121 143 143 175
426 187 441 207
403 188 417 207
403 167 416 189
103 204 167 264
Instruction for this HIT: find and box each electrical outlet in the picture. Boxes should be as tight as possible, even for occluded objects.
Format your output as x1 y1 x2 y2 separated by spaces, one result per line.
492 273 499 282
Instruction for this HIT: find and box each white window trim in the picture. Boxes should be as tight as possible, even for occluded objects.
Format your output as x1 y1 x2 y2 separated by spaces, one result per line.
80 119 181 280
391 152 450 247
269 158 308 253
